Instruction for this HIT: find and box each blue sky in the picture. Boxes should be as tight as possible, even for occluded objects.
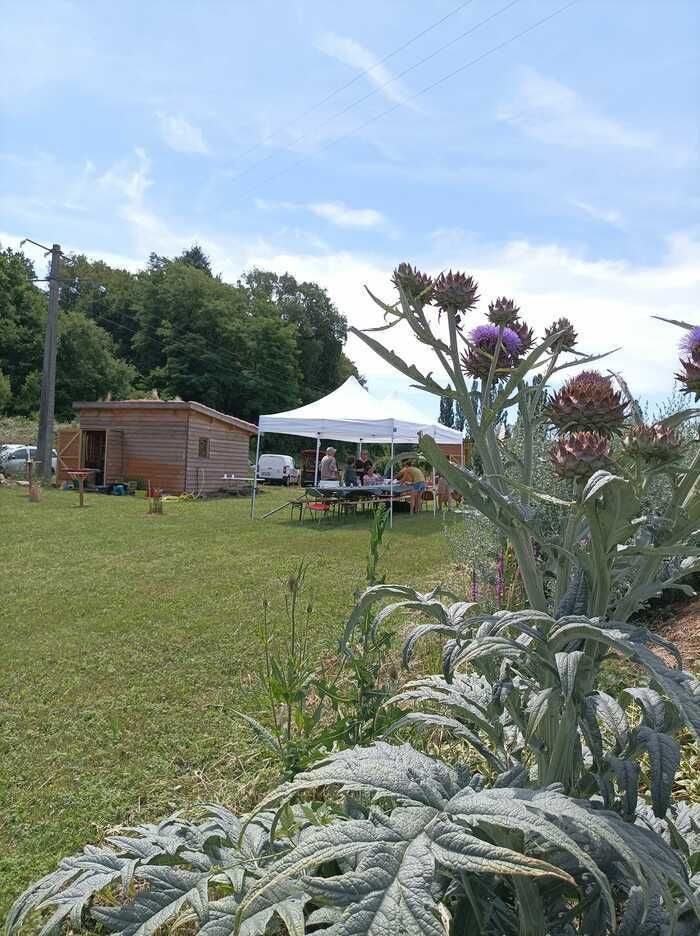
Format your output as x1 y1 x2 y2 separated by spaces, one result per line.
1 0 698 419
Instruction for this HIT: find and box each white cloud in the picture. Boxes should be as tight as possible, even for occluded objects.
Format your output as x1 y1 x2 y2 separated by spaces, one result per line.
255 197 388 230
308 201 385 229
570 199 624 228
498 68 653 149
316 32 416 109
156 112 209 154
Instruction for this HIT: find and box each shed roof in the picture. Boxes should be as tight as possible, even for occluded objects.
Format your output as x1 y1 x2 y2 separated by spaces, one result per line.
73 400 258 435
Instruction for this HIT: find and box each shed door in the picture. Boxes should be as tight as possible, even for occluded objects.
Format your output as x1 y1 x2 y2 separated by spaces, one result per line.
104 429 124 483
56 428 81 484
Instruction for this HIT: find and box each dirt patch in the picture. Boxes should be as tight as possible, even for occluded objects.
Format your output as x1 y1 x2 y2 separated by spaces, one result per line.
653 598 700 669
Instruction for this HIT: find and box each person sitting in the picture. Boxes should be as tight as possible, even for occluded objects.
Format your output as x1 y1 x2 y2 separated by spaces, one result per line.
343 456 359 486
361 461 380 485
397 461 426 513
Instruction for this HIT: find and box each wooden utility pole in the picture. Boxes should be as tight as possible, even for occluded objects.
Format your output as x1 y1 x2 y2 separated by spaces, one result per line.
36 244 61 484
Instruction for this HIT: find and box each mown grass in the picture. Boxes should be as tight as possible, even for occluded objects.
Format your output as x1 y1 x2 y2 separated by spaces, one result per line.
0 485 451 914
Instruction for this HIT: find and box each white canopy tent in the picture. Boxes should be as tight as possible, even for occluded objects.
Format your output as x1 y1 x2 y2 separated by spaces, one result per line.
252 377 463 525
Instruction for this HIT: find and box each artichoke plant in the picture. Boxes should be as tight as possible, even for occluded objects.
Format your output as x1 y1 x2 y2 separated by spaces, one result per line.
550 431 613 479
545 370 629 436
8 272 700 936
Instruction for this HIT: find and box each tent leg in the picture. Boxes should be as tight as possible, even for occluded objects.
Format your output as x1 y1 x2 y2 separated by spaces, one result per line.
432 467 436 516
313 436 321 485
251 431 262 519
389 433 394 529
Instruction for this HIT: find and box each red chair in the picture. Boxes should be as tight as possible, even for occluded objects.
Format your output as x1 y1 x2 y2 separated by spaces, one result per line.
304 499 334 523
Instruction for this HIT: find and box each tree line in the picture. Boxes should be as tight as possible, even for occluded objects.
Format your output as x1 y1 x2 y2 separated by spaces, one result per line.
0 243 360 423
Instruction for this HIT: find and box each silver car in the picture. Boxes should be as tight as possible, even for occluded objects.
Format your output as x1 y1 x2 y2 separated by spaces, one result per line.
0 444 57 477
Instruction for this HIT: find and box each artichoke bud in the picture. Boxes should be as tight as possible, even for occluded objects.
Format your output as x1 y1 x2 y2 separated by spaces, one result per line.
545 317 578 351
487 297 520 326
391 262 434 304
545 370 628 436
622 423 682 463
432 270 480 317
550 432 613 479
677 327 700 400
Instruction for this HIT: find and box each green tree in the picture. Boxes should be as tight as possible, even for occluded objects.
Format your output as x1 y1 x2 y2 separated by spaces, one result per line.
439 395 454 427
0 369 11 414
0 246 46 400
52 312 136 418
241 269 349 402
59 255 141 362
176 244 212 276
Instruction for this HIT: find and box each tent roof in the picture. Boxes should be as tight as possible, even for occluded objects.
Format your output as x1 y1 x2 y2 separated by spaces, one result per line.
258 377 463 444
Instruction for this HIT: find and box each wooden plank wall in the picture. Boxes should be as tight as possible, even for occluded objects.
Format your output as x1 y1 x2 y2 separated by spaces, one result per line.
56 428 81 483
185 412 253 494
79 410 188 491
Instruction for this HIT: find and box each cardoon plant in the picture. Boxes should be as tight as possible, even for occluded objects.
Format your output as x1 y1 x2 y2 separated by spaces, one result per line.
8 279 700 935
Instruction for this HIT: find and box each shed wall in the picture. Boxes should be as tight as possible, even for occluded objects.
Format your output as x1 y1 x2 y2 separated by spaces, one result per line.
185 411 252 494
79 409 188 491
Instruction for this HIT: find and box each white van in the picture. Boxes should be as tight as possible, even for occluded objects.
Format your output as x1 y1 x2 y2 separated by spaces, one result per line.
257 454 300 486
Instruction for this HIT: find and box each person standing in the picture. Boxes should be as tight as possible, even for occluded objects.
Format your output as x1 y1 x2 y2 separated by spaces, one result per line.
397 461 426 513
343 456 359 486
319 446 339 481
355 449 371 484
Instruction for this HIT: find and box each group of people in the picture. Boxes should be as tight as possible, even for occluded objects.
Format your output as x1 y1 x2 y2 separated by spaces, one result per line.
317 446 459 515
319 447 383 487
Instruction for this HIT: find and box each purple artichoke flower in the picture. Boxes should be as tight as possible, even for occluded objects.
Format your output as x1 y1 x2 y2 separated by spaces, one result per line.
461 323 523 380
680 326 700 363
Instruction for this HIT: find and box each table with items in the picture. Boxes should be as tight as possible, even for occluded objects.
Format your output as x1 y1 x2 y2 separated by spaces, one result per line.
296 482 417 521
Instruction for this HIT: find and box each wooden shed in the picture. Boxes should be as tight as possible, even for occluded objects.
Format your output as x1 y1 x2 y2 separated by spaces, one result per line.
56 401 257 495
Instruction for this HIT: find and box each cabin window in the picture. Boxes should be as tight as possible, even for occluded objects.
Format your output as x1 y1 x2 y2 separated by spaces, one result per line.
198 438 210 458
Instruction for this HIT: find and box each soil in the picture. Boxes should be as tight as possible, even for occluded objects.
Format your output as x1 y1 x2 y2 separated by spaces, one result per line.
652 597 700 670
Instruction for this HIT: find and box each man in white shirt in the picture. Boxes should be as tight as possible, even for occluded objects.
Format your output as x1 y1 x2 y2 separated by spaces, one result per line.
319 446 339 481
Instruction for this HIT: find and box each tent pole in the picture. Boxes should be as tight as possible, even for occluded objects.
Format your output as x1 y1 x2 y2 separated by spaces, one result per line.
251 430 262 519
389 426 395 529
432 466 436 517
313 435 321 485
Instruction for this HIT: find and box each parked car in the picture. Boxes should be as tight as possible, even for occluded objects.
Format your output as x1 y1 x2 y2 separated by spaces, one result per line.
0 445 57 477
256 453 300 486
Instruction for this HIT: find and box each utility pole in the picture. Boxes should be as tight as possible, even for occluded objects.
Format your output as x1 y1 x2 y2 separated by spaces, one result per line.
36 244 61 484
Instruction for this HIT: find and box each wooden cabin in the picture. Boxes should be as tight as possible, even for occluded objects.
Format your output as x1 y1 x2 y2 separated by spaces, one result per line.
56 401 257 495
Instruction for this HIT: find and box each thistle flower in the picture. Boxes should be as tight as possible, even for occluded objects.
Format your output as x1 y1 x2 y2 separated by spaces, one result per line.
544 317 578 352
461 324 522 380
545 370 628 436
487 297 520 326
680 326 700 363
622 423 682 464
676 357 700 401
432 270 480 319
391 262 434 304
550 432 613 479
677 326 700 399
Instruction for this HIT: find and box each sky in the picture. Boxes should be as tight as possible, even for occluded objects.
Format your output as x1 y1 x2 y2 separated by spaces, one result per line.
1 0 699 420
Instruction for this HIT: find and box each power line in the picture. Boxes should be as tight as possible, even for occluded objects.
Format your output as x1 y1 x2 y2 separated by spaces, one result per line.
228 0 521 185
231 0 476 170
242 0 581 195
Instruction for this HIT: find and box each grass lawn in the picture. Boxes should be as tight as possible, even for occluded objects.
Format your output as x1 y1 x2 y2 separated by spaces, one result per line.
0 485 452 915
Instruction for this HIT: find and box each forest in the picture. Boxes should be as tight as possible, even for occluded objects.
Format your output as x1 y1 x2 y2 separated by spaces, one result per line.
0 243 360 423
